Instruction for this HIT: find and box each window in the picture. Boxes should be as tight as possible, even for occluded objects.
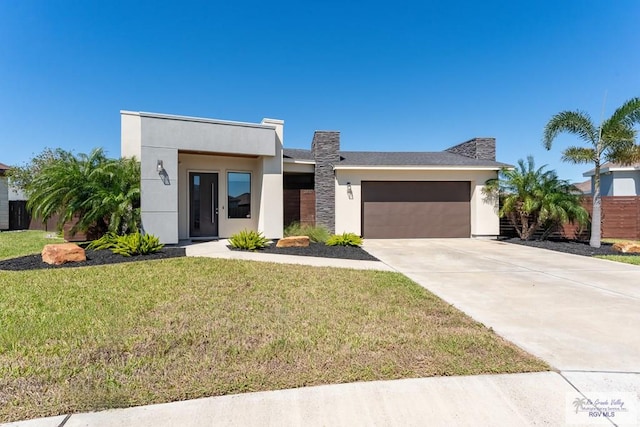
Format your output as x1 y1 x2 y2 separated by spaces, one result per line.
228 172 251 218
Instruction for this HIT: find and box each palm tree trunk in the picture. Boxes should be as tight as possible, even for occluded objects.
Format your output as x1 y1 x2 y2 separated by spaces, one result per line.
590 162 602 248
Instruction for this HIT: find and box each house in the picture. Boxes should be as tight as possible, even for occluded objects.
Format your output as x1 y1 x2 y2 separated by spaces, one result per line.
121 111 509 244
573 179 592 195
583 162 640 196
0 162 9 230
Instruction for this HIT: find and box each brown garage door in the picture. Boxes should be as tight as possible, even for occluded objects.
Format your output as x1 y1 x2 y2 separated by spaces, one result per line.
362 181 471 238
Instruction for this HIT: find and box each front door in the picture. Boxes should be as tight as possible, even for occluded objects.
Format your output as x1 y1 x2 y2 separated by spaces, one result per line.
189 172 219 238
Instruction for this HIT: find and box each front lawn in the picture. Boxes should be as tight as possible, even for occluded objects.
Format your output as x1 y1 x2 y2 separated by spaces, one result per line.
0 257 548 422
595 255 640 265
0 230 64 260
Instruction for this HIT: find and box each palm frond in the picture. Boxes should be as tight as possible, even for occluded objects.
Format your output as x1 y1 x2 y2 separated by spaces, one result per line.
543 111 598 149
561 146 596 164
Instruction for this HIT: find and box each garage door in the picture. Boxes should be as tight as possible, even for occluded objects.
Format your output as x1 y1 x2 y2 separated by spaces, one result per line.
362 181 471 238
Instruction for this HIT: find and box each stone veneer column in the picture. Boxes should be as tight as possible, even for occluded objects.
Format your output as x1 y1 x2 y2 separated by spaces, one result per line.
312 131 340 233
445 137 496 161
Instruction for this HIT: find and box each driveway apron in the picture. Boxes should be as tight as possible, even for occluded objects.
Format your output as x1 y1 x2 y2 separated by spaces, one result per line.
363 239 640 398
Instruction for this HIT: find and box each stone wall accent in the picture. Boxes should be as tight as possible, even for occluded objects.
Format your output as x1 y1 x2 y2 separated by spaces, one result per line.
445 138 496 161
312 131 340 233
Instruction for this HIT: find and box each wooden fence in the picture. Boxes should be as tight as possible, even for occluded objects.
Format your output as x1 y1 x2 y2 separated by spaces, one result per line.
500 196 640 240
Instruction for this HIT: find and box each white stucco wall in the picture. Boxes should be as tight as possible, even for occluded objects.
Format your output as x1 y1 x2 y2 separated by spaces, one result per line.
283 161 314 174
121 111 142 159
611 171 640 196
334 168 499 238
257 119 284 239
122 111 283 244
178 153 265 239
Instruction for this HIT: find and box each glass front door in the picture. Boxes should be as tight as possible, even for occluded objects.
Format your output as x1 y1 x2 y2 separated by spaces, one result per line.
189 172 219 237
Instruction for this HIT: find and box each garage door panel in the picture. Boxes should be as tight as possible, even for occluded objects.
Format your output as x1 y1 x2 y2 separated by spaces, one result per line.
362 181 470 238
362 181 469 202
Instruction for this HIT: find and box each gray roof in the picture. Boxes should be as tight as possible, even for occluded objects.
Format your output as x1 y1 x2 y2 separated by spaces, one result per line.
283 148 510 168
283 148 314 161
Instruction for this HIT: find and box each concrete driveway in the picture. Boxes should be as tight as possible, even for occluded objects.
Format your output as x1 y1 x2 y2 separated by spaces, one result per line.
364 239 640 397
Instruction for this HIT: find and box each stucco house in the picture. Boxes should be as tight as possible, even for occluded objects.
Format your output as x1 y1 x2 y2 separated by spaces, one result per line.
583 162 640 196
121 111 509 244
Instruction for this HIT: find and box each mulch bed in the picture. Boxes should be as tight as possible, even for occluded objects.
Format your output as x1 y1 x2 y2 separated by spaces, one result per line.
0 248 186 271
230 241 379 261
499 237 639 257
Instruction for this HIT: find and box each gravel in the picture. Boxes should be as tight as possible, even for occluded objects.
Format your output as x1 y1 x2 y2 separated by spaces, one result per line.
0 248 187 271
498 237 639 257
230 241 379 261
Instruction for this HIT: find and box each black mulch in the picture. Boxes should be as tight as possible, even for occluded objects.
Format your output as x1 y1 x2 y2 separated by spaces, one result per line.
0 248 186 271
229 241 379 261
498 237 639 257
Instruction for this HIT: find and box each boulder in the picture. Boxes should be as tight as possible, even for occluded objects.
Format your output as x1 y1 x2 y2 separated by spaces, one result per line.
612 241 640 254
42 243 86 265
276 236 310 248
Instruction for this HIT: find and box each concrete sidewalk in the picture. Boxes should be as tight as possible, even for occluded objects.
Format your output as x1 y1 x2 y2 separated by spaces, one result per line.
3 372 582 427
183 239 395 271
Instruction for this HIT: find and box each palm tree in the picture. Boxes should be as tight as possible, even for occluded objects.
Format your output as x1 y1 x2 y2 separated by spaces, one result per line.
485 156 588 240
543 97 640 247
26 148 140 236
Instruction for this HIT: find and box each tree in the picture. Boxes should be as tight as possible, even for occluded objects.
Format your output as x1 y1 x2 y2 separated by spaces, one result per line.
543 97 640 247
14 147 140 235
6 148 67 190
485 156 588 240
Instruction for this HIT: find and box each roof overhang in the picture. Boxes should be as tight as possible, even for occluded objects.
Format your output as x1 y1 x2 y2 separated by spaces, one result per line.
583 165 640 177
333 165 505 171
283 158 315 165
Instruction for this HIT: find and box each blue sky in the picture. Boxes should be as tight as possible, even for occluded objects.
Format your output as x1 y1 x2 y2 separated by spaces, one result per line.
1 1 638 183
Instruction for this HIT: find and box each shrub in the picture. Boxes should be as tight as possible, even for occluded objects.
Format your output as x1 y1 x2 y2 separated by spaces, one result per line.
111 232 164 256
86 232 119 250
326 232 363 247
229 230 269 251
284 222 330 243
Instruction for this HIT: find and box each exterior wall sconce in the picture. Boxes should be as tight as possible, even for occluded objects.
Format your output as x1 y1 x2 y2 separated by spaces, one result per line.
347 182 353 200
157 160 164 173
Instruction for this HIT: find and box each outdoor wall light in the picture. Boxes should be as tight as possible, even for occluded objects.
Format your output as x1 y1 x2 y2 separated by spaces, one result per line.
157 160 164 173
347 182 353 200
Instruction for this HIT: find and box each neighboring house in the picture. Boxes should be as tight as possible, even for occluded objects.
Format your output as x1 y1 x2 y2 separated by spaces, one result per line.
121 111 510 244
583 162 640 196
0 162 9 230
573 179 592 195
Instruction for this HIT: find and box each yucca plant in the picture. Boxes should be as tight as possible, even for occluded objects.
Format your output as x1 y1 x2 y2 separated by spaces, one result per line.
228 230 269 250
86 232 120 250
111 232 164 256
326 232 363 247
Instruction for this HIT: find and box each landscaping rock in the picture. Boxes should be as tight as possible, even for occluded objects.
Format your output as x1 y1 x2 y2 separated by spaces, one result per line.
612 241 640 254
276 236 310 248
41 243 86 265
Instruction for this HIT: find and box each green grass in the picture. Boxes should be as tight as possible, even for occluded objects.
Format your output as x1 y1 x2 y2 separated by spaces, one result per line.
0 256 549 422
284 223 330 243
0 230 65 260
595 255 640 265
